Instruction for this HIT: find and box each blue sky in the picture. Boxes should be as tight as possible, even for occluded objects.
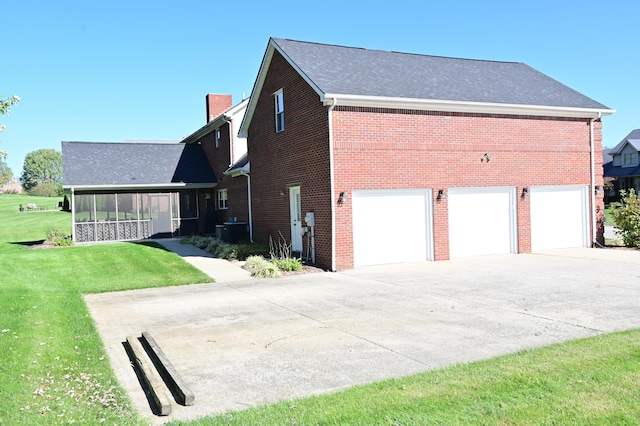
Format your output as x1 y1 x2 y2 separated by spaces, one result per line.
2 0 638 178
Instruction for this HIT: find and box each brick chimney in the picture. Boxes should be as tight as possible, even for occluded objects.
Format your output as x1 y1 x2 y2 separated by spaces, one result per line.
206 94 233 123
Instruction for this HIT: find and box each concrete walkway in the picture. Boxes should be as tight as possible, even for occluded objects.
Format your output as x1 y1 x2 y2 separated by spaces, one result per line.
155 238 251 283
85 247 640 425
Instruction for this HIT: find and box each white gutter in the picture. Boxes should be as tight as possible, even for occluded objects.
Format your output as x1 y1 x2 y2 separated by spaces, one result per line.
238 170 253 242
321 93 615 119
328 99 337 271
63 182 217 191
590 112 602 247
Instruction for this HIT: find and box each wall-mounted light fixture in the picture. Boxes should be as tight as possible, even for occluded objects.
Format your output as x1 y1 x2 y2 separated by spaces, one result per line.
521 187 529 198
481 153 491 163
280 189 286 198
594 185 602 195
437 189 447 200
338 191 348 204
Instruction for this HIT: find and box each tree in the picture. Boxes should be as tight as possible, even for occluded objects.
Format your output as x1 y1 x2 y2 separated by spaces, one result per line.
20 149 63 193
610 189 640 248
0 95 20 159
0 158 12 186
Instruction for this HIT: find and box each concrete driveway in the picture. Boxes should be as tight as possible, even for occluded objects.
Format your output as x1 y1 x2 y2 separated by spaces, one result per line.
84 248 640 424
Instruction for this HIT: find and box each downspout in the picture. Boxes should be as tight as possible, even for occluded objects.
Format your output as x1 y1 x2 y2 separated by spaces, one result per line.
328 98 337 271
590 112 603 248
239 170 253 242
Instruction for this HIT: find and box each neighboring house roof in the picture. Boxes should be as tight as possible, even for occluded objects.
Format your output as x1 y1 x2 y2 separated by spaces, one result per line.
240 38 614 136
609 129 640 154
62 141 217 190
602 148 613 165
604 162 640 178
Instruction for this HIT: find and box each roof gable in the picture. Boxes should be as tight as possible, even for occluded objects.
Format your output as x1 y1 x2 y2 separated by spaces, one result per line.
610 129 640 154
240 38 614 136
62 141 217 188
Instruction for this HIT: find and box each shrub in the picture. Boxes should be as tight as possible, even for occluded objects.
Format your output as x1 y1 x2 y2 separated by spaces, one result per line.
215 243 238 260
271 257 303 272
243 255 282 278
268 232 302 271
187 236 271 261
28 182 63 197
45 227 73 246
610 189 640 248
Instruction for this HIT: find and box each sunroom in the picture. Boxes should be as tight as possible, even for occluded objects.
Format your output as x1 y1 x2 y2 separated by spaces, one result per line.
62 141 218 243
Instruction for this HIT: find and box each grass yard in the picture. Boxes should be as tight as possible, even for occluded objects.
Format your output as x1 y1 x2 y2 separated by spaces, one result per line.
0 194 212 425
170 330 640 425
1 193 640 425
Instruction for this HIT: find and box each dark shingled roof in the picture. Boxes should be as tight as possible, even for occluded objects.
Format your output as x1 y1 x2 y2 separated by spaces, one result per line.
271 38 610 110
62 141 217 187
604 162 640 178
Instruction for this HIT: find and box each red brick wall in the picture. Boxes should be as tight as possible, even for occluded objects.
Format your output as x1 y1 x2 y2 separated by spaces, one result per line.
199 121 249 227
246 52 605 270
247 50 333 267
332 107 603 269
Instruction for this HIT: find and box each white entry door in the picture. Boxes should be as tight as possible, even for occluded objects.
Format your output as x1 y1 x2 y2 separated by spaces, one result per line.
289 186 303 252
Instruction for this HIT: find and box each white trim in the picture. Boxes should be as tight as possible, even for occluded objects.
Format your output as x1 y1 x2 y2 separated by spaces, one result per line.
321 94 615 119
63 182 217 191
182 98 249 145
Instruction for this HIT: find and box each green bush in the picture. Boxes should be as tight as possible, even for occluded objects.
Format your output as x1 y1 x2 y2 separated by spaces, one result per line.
28 182 63 197
243 255 282 278
271 256 303 271
44 227 73 246
186 236 270 261
610 189 640 248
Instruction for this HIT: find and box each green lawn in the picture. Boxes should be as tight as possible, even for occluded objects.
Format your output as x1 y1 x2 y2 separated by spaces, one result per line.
0 194 212 425
604 206 616 226
1 193 640 425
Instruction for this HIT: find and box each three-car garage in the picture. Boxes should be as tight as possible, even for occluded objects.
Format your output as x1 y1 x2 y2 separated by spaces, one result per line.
351 185 591 267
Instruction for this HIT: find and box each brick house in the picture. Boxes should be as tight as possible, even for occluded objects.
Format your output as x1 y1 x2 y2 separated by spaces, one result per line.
62 94 248 243
237 38 614 271
181 95 250 240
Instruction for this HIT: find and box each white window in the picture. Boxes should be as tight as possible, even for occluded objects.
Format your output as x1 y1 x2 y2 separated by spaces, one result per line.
215 129 221 148
623 153 637 166
274 89 284 132
217 189 228 210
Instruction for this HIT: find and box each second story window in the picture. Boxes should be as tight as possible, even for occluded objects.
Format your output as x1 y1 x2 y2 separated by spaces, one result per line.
274 89 284 133
215 129 221 148
623 152 637 166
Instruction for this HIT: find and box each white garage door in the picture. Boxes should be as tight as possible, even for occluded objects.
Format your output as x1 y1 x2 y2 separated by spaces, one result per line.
530 185 589 251
448 187 517 258
352 189 433 267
